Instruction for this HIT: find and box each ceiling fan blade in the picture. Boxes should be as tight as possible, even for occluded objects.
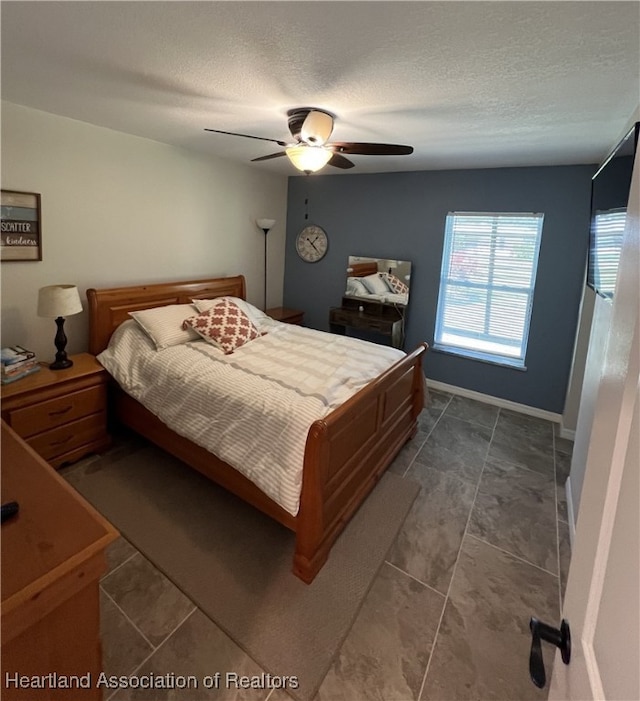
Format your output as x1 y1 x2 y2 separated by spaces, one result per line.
250 151 287 162
328 153 355 169
204 128 287 147
329 142 414 156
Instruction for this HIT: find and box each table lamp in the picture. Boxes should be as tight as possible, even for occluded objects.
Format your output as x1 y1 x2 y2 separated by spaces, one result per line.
37 284 83 369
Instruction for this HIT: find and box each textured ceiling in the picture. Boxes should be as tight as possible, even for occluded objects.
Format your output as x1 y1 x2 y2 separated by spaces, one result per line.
2 1 639 175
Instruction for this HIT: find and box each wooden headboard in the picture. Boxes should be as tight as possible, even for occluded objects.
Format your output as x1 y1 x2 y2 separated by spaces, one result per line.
348 261 379 277
87 275 246 355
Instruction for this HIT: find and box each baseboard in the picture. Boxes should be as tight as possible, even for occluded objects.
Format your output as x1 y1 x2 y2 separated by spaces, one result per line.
559 416 576 441
425 379 562 424
565 475 576 549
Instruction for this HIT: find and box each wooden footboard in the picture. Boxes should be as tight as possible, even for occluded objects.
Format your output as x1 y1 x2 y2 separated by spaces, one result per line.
293 342 426 582
87 275 427 584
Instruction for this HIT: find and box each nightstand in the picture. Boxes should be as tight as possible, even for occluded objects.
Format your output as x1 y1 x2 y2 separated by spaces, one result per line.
266 306 305 325
1 353 111 469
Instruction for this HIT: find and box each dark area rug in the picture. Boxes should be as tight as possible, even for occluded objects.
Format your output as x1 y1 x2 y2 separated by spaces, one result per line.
69 444 418 700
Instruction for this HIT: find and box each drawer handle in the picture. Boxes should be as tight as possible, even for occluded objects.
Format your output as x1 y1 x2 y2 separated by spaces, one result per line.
50 435 73 447
48 405 73 417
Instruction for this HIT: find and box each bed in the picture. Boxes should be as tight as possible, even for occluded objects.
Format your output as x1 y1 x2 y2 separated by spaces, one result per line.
87 275 427 583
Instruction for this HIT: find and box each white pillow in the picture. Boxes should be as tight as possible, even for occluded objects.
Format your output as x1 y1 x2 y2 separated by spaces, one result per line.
193 297 270 327
361 273 391 295
129 304 200 350
346 277 369 296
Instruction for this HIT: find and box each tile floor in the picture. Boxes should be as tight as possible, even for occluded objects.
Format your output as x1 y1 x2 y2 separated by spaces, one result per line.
62 390 573 701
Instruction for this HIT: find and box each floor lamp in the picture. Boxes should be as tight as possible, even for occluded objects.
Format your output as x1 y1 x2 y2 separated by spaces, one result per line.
256 218 275 310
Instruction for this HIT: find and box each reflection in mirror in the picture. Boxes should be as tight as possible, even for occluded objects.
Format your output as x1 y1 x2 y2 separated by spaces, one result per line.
588 122 639 300
345 256 412 306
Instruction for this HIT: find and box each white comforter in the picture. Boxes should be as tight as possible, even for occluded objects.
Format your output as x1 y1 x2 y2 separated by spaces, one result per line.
97 319 404 516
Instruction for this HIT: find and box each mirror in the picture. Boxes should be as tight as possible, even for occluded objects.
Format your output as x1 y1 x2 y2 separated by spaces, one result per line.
345 256 412 306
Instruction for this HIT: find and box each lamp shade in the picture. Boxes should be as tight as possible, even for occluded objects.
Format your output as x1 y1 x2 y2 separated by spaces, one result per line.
37 285 83 318
300 110 334 146
285 145 332 173
256 218 276 232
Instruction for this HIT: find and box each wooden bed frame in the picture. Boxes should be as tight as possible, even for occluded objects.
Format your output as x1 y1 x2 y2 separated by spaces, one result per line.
348 261 379 277
87 275 427 583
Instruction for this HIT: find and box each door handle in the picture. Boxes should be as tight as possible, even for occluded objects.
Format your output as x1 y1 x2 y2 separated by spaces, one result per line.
529 617 571 689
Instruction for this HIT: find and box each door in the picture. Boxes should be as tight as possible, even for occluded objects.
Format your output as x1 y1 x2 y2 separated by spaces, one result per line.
548 152 639 699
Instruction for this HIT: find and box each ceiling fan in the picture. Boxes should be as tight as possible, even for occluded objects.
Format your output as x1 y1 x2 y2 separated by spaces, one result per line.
205 107 414 173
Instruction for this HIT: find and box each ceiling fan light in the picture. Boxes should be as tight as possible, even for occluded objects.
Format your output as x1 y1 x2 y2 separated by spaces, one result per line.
300 110 334 145
285 145 332 173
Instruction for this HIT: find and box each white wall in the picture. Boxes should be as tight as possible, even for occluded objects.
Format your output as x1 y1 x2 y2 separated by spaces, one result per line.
568 294 613 522
562 286 596 435
1 102 288 362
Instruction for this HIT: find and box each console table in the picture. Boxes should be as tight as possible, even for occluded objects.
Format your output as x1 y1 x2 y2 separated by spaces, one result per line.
329 296 406 349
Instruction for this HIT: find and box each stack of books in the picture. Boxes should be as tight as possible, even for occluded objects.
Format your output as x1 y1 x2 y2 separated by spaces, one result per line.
1 345 40 384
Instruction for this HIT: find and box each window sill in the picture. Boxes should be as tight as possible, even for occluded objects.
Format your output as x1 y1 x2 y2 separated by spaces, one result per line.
431 344 527 371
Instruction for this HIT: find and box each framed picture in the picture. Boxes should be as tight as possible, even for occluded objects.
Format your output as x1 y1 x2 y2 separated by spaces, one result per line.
1 190 42 262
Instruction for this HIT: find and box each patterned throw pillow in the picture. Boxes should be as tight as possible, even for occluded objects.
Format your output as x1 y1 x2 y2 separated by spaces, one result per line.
182 298 261 354
193 296 270 328
382 272 409 294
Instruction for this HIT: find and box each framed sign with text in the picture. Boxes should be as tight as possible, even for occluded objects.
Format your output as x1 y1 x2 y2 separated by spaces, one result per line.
1 190 42 262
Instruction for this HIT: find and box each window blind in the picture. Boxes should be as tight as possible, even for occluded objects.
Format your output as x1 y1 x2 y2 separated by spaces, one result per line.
434 211 544 367
591 208 626 298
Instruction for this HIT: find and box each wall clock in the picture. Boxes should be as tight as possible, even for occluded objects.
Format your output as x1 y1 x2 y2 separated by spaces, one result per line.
296 225 328 263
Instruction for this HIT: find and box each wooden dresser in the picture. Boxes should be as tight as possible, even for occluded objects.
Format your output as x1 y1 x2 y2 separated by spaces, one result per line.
1 421 118 700
329 296 406 349
1 353 111 468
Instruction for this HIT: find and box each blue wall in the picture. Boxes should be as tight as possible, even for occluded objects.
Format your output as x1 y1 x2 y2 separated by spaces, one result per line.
283 165 594 413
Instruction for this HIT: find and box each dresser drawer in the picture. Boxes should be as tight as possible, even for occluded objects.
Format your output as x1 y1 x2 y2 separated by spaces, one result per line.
26 413 108 462
330 309 353 325
8 385 106 438
331 309 393 332
363 318 393 333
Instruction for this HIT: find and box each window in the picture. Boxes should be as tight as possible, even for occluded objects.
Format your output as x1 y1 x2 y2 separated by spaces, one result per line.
434 211 544 368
